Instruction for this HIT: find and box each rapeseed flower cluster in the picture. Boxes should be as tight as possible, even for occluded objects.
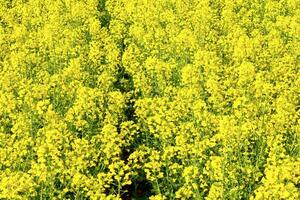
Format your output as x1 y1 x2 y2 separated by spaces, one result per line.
0 0 299 199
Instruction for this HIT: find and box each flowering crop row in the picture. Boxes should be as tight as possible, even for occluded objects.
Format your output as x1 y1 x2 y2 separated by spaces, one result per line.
0 0 299 199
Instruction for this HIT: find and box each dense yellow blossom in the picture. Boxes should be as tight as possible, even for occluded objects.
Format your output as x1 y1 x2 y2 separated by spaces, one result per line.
0 0 299 199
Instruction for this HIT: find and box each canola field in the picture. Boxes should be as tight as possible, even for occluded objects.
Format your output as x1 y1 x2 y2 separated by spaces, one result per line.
0 0 299 199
